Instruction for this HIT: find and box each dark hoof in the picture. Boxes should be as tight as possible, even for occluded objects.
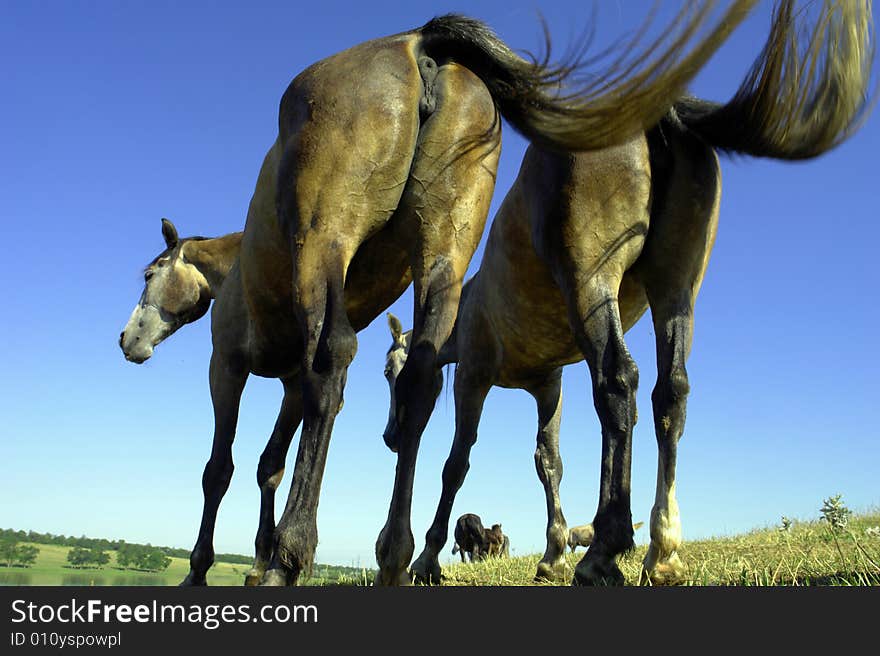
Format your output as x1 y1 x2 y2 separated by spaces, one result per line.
410 552 442 585
179 572 207 587
374 568 413 586
573 554 625 586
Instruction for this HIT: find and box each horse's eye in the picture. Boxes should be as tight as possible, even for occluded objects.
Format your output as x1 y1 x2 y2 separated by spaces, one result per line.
144 270 154 282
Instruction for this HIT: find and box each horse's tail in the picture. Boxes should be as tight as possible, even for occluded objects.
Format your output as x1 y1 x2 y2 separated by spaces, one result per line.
674 0 874 160
417 2 757 153
451 543 460 555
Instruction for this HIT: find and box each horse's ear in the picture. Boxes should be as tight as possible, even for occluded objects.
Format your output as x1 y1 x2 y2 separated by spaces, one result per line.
387 312 402 342
161 218 179 249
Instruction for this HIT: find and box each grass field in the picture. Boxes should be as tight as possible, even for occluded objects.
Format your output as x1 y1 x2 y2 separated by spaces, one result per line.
3 511 878 586
438 510 880 586
0 543 376 586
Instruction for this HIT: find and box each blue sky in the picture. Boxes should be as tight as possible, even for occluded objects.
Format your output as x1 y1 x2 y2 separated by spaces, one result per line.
1 1 877 571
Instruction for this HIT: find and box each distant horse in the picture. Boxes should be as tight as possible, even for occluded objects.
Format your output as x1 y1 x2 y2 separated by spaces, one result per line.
121 6 758 586
451 514 505 562
568 522 644 553
384 1 874 585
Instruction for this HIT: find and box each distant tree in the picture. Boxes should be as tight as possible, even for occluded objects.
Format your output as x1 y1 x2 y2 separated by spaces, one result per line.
0 538 19 567
16 545 39 567
89 548 110 567
140 550 171 572
67 547 91 568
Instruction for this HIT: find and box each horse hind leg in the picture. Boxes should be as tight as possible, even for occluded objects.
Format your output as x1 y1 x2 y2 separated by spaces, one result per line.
639 303 691 585
568 281 639 586
262 256 357 586
375 61 500 585
638 128 720 585
529 371 569 582
245 376 302 586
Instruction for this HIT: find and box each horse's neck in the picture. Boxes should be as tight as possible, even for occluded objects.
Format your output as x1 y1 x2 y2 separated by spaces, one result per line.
184 232 243 296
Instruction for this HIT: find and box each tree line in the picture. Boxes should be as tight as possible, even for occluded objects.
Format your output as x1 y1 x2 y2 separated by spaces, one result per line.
66 544 171 572
0 528 251 565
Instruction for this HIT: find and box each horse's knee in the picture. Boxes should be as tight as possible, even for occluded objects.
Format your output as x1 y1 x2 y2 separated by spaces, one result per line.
611 354 639 398
256 454 284 491
534 442 562 480
652 366 689 444
425 523 448 551
315 321 358 374
652 367 689 411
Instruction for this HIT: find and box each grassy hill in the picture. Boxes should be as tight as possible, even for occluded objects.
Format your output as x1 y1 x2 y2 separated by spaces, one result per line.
2 511 877 586
438 510 880 586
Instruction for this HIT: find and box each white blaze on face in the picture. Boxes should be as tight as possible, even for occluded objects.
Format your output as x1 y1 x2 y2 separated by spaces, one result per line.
119 260 182 364
120 297 174 364
383 343 409 435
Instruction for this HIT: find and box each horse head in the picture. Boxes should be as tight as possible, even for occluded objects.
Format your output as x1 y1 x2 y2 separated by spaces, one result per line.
382 312 412 450
119 218 212 363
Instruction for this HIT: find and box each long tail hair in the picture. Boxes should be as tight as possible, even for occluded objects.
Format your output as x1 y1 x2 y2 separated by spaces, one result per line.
675 0 875 159
418 1 758 152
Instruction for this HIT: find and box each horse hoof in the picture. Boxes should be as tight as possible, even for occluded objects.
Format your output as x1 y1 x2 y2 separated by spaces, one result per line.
534 559 567 583
179 573 207 587
641 554 686 586
374 568 413 586
572 556 625 586
244 570 264 586
260 569 290 586
410 554 442 585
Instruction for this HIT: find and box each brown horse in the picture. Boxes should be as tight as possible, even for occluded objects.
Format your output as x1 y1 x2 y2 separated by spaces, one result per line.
233 8 760 588
384 1 874 585
121 5 762 586
119 217 416 585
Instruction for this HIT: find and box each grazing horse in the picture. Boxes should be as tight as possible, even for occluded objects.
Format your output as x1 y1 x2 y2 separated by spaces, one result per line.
451 514 504 562
568 522 644 553
119 216 418 585
142 6 753 587
384 1 874 585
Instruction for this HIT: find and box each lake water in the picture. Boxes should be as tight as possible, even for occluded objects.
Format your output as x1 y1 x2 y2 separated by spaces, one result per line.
0 571 170 586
